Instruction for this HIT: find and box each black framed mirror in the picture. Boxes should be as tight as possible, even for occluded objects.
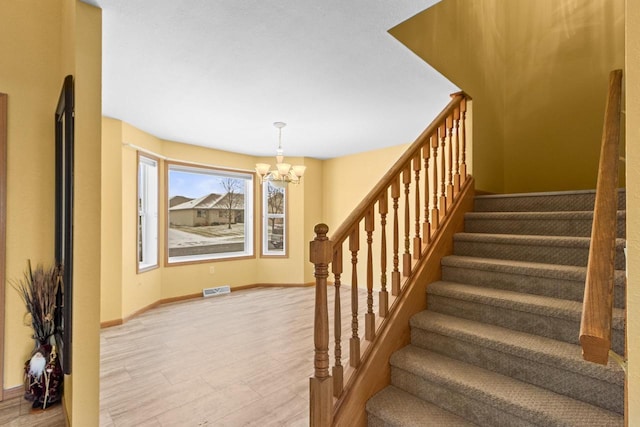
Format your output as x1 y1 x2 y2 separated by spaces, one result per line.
54 75 74 375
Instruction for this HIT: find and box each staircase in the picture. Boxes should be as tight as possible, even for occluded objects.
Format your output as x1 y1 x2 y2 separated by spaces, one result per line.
366 190 626 426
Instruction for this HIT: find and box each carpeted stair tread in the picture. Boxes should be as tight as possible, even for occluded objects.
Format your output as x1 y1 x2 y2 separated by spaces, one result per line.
454 232 625 251
465 211 623 221
455 232 593 246
427 281 625 330
390 346 623 426
410 311 624 386
468 211 596 220
473 189 625 212
453 232 626 269
410 312 624 413
366 189 627 425
464 210 625 238
440 255 626 307
441 255 626 284
367 385 478 426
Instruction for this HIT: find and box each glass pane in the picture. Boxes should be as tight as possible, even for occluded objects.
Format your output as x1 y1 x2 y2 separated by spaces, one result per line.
138 156 159 269
266 182 285 214
168 165 253 262
267 217 285 251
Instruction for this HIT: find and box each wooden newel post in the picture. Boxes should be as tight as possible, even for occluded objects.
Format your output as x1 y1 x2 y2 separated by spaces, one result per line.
310 223 333 427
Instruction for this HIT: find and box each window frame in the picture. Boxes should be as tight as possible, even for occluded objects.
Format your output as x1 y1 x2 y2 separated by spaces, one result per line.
261 181 288 257
137 152 160 273
165 161 255 265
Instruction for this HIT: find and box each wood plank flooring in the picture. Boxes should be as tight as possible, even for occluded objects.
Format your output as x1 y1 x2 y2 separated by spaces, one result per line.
1 285 373 426
0 393 65 426
100 286 372 426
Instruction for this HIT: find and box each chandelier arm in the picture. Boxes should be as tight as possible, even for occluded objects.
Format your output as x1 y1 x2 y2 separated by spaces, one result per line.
255 121 303 186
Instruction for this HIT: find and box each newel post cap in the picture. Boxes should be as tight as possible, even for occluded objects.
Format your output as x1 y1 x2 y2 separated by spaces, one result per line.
310 224 332 265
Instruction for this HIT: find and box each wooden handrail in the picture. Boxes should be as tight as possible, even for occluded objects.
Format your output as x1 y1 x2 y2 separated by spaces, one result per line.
328 93 466 247
580 69 623 365
309 93 470 426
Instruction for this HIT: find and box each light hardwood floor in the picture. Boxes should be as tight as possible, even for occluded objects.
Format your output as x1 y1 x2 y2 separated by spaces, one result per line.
100 286 372 426
0 394 65 427
1 286 372 426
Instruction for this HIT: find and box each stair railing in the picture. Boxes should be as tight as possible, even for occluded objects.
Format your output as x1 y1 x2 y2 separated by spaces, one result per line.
309 92 470 426
580 69 624 365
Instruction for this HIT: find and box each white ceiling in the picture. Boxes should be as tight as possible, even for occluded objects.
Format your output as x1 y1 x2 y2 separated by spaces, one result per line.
84 0 455 159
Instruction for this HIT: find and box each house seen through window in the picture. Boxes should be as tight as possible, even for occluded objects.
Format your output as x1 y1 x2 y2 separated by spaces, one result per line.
167 162 254 264
262 181 286 256
137 154 159 272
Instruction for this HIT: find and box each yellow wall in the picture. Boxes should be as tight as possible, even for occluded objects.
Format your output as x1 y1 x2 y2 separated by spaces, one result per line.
100 120 327 323
393 0 636 420
318 143 410 289
321 143 409 232
100 118 124 322
626 0 639 421
302 157 324 283
121 124 164 317
159 142 261 300
502 1 625 193
1 0 63 390
98 123 418 333
99 120 417 323
1 1 102 424
62 2 102 424
4 0 632 424
390 0 624 193
389 0 505 192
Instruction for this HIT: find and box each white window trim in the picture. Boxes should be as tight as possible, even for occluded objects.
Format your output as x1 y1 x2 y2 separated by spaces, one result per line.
166 162 254 265
137 153 159 272
262 181 287 257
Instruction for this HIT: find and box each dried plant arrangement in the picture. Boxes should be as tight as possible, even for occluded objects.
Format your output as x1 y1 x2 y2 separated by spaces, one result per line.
12 260 62 344
12 260 65 409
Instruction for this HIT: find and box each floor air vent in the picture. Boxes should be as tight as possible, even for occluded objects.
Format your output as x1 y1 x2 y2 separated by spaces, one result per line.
203 285 231 298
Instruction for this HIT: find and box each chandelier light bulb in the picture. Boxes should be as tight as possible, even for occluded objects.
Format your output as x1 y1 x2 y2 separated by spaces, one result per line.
255 121 306 186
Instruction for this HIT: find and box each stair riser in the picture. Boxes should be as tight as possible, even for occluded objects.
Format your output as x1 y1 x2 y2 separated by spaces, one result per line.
369 189 628 425
474 191 626 213
453 239 626 269
441 265 626 308
391 367 538 427
464 216 626 238
411 329 624 414
427 295 625 354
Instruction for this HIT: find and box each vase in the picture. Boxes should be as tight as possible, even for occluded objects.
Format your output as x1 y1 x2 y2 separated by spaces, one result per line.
24 337 63 409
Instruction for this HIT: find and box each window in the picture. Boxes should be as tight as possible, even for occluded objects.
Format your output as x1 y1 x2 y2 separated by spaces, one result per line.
262 181 286 256
167 162 254 264
137 154 159 272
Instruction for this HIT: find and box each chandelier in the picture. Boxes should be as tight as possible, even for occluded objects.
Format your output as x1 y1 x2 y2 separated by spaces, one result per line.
255 122 306 186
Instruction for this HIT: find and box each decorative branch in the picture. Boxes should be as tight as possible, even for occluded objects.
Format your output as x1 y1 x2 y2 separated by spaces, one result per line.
11 261 61 343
